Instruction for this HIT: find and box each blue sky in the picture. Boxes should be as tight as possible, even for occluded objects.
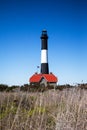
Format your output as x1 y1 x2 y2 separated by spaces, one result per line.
0 0 87 85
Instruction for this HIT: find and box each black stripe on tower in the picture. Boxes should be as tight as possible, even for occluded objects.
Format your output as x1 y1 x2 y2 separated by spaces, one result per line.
40 30 49 74
41 31 48 50
41 39 48 50
41 63 49 74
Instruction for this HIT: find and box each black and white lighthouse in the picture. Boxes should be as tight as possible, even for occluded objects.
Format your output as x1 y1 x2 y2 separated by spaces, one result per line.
29 30 58 87
41 30 49 74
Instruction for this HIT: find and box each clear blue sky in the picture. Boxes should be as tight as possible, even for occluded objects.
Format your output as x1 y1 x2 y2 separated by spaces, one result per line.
0 0 87 85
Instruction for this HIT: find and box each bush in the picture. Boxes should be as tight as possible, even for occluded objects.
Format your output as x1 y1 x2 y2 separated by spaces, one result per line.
56 84 74 90
0 84 8 91
78 84 87 89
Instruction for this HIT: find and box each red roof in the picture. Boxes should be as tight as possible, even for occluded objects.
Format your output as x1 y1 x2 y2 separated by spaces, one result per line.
29 73 58 83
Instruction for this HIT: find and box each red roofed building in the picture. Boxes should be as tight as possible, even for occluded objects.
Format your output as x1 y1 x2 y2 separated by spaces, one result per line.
29 73 58 87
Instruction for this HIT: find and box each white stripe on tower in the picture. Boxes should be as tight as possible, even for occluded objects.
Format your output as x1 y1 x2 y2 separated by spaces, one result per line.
41 50 48 63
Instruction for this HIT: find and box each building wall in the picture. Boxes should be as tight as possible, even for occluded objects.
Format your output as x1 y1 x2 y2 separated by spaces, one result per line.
40 78 57 87
40 78 47 87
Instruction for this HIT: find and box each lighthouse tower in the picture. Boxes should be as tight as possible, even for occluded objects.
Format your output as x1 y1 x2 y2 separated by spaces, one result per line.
29 30 58 87
41 30 49 74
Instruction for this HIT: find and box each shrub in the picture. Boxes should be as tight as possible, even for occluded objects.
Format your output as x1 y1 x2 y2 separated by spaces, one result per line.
0 84 8 91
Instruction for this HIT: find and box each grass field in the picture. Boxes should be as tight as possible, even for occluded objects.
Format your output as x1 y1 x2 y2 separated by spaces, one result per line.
0 88 87 130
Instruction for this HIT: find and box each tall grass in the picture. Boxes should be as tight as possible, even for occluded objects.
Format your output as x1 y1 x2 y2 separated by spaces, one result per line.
0 88 87 130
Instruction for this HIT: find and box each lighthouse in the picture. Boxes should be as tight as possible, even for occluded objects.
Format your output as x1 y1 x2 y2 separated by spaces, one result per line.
29 30 58 87
41 30 49 74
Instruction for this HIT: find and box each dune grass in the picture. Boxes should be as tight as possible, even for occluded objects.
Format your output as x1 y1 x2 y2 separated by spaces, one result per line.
0 88 87 130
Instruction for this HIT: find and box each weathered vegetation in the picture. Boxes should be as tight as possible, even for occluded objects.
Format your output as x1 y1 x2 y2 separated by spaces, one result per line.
0 85 87 130
0 83 87 92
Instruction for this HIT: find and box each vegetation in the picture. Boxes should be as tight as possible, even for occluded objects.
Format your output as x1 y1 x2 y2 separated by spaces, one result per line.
0 83 87 92
0 87 87 130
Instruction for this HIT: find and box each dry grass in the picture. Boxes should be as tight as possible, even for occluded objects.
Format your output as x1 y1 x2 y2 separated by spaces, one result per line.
0 88 87 130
